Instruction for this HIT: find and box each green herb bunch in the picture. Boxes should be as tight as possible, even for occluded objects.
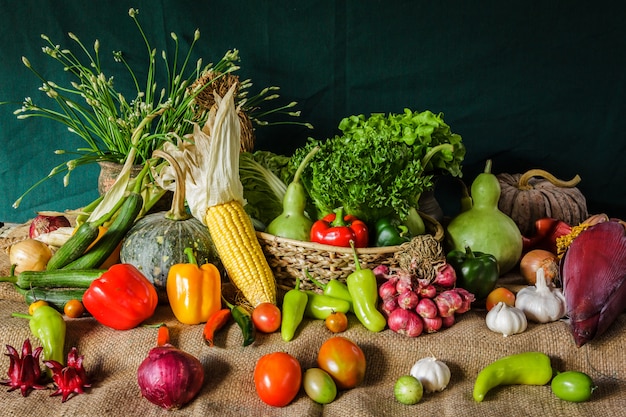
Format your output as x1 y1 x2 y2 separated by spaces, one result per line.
290 109 465 225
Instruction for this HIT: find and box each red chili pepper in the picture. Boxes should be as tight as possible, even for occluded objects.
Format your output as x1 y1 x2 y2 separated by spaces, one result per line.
310 207 369 248
82 263 159 330
203 308 231 347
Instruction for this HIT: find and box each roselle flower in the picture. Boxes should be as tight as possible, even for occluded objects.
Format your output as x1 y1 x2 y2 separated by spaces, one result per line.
1 339 47 396
44 347 91 402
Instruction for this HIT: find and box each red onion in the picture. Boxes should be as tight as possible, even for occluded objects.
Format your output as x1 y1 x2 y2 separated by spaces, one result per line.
417 284 437 299
453 288 475 314
378 277 398 300
137 344 205 410
397 289 419 310
433 263 456 288
29 213 71 239
387 309 423 337
395 275 414 294
441 314 456 328
434 290 463 318
372 264 391 278
381 297 398 316
422 316 443 333
415 298 438 319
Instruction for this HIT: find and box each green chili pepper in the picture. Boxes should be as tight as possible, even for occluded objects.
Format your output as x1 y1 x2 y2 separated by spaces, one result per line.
346 241 387 332
304 291 351 320
473 351 553 402
222 297 255 347
280 275 308 342
13 305 66 367
373 217 410 247
446 246 499 300
306 271 353 310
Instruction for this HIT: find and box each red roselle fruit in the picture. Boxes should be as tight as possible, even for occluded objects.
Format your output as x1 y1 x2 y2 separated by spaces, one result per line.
0 339 47 397
29 213 71 239
44 347 91 403
137 326 205 410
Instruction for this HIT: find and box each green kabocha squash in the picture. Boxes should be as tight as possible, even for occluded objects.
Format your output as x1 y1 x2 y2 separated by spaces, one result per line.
120 150 221 302
446 159 523 275
496 169 589 236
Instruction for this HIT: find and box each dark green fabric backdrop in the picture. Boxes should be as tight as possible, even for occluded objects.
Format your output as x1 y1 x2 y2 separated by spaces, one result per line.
1 0 624 223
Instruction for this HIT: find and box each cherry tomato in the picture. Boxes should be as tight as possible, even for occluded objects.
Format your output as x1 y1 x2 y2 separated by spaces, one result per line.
325 311 348 333
551 371 596 402
317 336 366 390
303 367 337 404
485 287 516 311
251 302 282 333
64 299 86 318
254 352 302 407
28 300 49 315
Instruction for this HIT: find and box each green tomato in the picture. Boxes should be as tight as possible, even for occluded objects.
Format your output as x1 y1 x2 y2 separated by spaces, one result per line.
394 375 423 405
303 368 338 404
551 371 596 402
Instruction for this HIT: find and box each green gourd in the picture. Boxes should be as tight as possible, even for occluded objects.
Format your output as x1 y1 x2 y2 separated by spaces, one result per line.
446 160 522 275
266 146 320 241
120 150 221 301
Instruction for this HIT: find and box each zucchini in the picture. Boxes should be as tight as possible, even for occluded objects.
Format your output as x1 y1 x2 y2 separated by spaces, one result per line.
0 269 104 289
63 192 143 270
46 221 100 270
16 287 87 313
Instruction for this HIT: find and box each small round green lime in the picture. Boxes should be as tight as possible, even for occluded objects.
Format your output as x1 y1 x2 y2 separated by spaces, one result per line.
394 375 423 405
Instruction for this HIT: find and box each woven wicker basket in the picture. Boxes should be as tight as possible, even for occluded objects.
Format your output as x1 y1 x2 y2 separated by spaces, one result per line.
256 212 445 292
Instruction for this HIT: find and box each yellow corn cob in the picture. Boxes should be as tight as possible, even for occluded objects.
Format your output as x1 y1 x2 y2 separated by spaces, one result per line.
205 200 277 306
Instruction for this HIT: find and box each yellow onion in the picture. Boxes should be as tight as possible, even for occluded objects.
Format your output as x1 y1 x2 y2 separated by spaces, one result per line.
519 249 559 285
8 239 52 273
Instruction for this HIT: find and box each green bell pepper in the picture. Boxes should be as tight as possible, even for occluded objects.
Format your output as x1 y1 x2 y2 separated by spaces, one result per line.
446 246 499 301
13 304 66 367
373 217 410 247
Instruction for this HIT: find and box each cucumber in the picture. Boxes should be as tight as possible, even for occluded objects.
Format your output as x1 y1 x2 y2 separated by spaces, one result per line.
16 287 87 313
46 221 100 270
62 192 143 270
0 269 104 289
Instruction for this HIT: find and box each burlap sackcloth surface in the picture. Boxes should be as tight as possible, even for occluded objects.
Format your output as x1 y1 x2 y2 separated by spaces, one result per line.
0 224 624 417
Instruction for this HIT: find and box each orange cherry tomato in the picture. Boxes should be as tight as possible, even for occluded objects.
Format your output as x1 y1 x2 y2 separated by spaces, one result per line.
325 311 348 333
64 299 86 318
485 287 516 311
29 300 49 315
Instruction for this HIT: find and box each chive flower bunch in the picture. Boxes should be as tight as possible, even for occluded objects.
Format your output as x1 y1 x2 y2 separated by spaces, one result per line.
7 9 311 210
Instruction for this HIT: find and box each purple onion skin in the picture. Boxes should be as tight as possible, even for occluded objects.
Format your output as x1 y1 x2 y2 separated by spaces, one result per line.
137 345 205 410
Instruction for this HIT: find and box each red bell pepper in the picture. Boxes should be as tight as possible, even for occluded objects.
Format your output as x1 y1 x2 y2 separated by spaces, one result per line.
310 207 369 248
82 263 158 330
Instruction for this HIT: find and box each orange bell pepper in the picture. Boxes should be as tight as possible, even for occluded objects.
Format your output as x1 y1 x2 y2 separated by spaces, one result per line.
166 247 222 325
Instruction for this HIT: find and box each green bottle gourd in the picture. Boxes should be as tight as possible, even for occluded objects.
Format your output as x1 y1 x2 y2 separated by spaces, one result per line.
446 160 522 275
266 146 320 241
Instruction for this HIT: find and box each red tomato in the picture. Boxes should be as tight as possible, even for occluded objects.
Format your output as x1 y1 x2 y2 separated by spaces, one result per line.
252 302 282 333
317 336 366 390
254 352 302 407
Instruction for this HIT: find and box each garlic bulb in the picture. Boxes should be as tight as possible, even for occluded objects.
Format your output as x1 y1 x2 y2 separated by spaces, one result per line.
515 267 567 323
486 302 527 336
409 357 451 392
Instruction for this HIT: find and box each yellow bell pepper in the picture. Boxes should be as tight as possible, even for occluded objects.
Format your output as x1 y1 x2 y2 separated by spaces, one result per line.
166 247 222 325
